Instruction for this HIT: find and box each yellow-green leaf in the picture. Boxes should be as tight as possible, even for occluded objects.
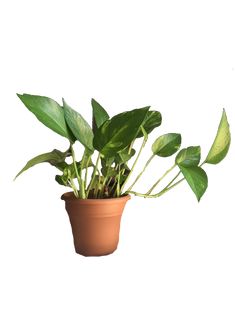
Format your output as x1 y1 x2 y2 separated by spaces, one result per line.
152 133 181 157
176 146 201 167
205 109 231 164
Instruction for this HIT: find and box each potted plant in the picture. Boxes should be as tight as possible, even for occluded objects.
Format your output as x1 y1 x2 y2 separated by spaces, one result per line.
15 94 231 256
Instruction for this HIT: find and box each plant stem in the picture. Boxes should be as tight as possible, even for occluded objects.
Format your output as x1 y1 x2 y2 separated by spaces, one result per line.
80 150 86 178
162 170 181 190
84 155 91 189
95 174 101 198
146 164 176 195
121 135 147 194
99 163 111 195
127 154 155 191
70 178 79 198
128 140 135 154
157 178 185 197
126 176 184 198
86 152 101 198
126 191 157 198
71 146 86 199
126 163 206 199
158 161 205 194
116 166 121 197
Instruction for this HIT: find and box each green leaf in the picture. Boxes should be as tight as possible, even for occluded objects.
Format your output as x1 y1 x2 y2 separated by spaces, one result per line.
93 106 150 157
101 166 117 178
116 147 136 164
176 146 201 167
205 109 231 164
15 149 69 179
91 98 109 131
55 158 94 187
17 94 73 140
179 166 208 201
152 133 181 157
137 110 162 137
63 99 94 152
55 174 69 187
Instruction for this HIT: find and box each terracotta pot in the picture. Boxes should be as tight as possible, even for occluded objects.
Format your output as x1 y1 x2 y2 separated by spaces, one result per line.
61 192 131 256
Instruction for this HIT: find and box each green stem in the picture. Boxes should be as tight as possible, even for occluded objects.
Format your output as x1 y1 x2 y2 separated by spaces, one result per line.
146 164 176 195
126 191 158 198
162 170 181 191
126 176 184 198
121 135 147 194
99 177 107 198
99 163 111 195
95 174 101 198
71 146 86 199
86 152 101 198
158 161 205 195
70 178 79 198
128 140 135 154
84 155 91 189
157 178 185 197
116 166 121 197
106 176 113 188
126 163 206 199
127 154 155 191
80 150 87 178
110 175 118 196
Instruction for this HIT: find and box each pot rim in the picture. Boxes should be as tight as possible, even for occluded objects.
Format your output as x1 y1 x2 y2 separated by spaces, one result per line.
61 191 131 203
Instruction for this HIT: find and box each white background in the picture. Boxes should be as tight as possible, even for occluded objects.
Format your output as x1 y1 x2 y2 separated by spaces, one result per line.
0 1 235 313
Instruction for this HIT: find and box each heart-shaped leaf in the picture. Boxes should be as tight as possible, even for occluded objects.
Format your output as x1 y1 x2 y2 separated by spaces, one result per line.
179 166 208 201
136 110 162 137
15 149 69 179
205 109 231 164
63 99 94 152
152 133 181 157
91 98 109 131
176 146 201 167
93 106 150 157
17 94 73 141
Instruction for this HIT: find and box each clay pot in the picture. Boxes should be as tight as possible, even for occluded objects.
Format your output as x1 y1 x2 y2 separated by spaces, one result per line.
61 192 131 256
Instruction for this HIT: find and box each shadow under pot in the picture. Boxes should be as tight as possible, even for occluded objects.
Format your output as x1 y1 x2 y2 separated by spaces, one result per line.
61 192 131 257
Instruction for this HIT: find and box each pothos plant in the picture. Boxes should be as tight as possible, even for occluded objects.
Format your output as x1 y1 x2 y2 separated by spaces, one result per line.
15 94 231 201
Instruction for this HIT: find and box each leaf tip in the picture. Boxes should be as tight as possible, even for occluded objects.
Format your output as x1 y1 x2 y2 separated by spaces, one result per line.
16 93 23 99
13 172 20 181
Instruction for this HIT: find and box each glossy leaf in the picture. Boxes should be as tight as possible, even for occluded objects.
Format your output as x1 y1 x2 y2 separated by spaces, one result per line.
101 166 117 178
55 159 94 187
55 174 68 186
179 166 208 201
116 147 136 164
63 99 94 152
92 98 109 131
152 133 181 157
93 106 150 157
205 109 231 164
55 165 74 187
15 149 69 179
17 94 72 140
176 146 201 167
137 110 162 137
101 156 115 168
